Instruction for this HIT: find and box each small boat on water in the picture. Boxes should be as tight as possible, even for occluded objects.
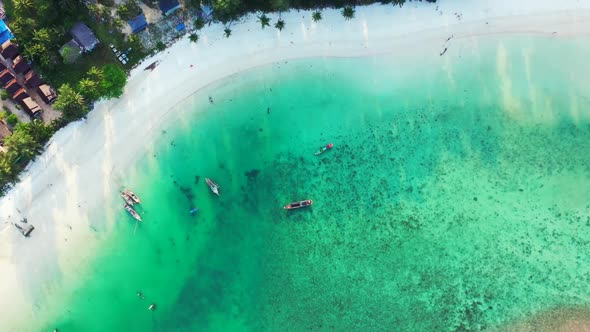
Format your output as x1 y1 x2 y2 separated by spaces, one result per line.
125 204 142 221
283 199 313 210
314 143 333 156
205 178 220 196
123 188 141 204
121 191 135 206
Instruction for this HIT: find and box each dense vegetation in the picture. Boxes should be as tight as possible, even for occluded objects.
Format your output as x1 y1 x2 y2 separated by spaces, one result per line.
0 120 53 193
210 0 436 22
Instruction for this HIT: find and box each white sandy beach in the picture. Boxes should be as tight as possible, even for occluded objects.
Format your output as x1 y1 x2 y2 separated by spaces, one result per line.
1 0 590 330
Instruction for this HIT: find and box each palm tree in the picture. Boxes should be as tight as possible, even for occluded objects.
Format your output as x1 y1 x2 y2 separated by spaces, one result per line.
312 11 322 22
78 78 100 101
342 6 355 20
54 84 88 121
274 19 285 31
13 0 33 12
189 33 199 43
258 14 271 29
224 27 232 38
86 66 104 82
392 0 406 7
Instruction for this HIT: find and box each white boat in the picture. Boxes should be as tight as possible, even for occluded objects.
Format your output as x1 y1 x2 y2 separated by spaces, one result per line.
123 188 141 204
121 191 135 206
124 204 142 221
205 178 220 196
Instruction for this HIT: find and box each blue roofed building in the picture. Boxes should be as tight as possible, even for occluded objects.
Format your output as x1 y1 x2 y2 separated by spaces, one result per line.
159 0 181 16
128 14 148 34
200 4 214 21
0 20 14 45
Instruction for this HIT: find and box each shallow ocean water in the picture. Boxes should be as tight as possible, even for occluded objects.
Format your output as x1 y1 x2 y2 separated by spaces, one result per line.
35 35 590 331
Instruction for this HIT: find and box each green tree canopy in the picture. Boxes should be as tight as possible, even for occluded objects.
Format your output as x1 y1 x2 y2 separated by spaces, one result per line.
271 0 289 13
6 113 19 127
189 33 199 43
342 6 355 20
100 64 127 98
212 0 242 22
194 17 206 30
53 83 88 121
258 14 270 29
312 11 322 22
275 19 285 31
78 78 101 102
4 130 39 162
15 120 53 146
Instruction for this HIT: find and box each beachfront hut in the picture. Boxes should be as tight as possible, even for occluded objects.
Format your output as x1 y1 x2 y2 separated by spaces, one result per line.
200 3 213 21
159 0 181 16
23 70 41 89
0 20 14 46
128 14 148 34
59 39 82 63
12 88 28 103
4 78 21 95
0 68 14 85
36 84 57 104
0 40 18 60
70 22 99 52
12 55 30 74
19 97 41 118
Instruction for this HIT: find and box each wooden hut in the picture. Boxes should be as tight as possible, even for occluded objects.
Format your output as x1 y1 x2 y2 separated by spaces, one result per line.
12 55 30 74
0 40 18 60
19 97 41 117
23 70 41 89
36 84 57 104
0 68 14 85
4 78 21 95
12 88 29 103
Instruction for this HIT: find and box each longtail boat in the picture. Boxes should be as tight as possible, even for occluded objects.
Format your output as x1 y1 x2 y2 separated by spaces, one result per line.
283 199 313 210
121 191 135 206
125 204 142 221
123 188 141 204
314 143 333 156
205 178 220 196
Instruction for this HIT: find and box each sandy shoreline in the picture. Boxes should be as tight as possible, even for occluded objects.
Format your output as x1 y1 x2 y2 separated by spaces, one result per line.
1 0 590 330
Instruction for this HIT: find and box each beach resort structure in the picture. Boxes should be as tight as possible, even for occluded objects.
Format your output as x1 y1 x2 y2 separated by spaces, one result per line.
0 40 17 60
129 14 148 34
159 0 181 16
0 27 58 121
36 84 57 104
59 22 98 63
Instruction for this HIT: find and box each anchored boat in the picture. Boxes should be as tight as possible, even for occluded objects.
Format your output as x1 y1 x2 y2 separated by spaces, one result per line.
205 178 220 196
124 204 142 221
123 188 141 204
121 191 135 206
283 199 313 210
314 143 333 156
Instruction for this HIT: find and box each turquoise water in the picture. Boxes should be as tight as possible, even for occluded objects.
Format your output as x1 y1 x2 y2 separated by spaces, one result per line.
28 35 590 331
